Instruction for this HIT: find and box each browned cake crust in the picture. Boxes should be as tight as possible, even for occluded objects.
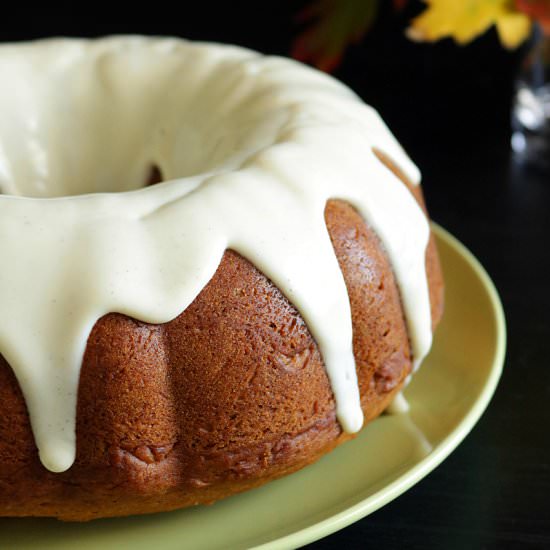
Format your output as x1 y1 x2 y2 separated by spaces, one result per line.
0 175 443 521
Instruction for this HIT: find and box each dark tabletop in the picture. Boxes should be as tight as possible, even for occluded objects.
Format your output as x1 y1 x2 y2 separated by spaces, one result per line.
3 2 549 548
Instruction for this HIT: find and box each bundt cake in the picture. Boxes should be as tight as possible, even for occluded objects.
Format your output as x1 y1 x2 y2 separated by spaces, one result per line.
0 36 443 521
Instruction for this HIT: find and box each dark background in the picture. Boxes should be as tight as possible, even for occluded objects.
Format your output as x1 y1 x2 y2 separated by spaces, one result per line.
3 1 549 548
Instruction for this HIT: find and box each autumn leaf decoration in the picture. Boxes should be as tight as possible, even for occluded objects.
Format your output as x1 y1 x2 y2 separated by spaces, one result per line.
407 0 532 48
515 0 550 35
292 0 382 72
292 0 550 72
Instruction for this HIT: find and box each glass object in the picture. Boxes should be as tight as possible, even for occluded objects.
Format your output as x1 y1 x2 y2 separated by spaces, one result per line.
511 26 550 170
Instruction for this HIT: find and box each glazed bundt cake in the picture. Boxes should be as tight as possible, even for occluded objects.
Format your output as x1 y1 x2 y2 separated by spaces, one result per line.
0 37 443 521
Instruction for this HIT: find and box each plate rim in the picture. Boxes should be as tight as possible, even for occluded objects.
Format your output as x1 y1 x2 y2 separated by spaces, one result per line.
254 223 507 550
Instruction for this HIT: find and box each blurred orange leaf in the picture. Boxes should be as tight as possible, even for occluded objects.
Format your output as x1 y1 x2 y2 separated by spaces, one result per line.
515 0 550 34
393 0 409 10
292 0 380 72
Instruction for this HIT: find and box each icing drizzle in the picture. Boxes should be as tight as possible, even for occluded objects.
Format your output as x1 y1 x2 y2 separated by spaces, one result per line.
0 37 431 473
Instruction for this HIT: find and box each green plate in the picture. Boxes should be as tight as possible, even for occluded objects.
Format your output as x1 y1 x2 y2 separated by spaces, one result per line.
0 225 506 550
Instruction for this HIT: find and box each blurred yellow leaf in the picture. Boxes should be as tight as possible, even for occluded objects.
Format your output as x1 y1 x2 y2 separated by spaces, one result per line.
496 12 533 46
407 0 532 48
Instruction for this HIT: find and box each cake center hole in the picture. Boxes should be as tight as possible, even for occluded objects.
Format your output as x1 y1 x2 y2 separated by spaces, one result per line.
145 164 164 187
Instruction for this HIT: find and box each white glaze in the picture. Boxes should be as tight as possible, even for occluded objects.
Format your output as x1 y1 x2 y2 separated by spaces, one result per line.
385 392 410 414
0 37 431 473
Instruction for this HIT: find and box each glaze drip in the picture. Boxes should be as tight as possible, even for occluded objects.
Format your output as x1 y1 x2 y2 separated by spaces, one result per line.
0 37 431 473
